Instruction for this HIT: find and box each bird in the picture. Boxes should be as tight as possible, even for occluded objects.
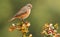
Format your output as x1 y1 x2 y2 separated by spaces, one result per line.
9 3 32 22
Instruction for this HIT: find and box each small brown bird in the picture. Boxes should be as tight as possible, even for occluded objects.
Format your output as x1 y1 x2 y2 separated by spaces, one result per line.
9 3 32 22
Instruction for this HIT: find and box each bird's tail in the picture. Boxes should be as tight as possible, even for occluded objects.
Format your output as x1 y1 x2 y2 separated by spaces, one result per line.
9 17 15 22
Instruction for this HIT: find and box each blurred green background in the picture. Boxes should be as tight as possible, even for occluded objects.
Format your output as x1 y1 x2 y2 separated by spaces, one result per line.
0 0 60 37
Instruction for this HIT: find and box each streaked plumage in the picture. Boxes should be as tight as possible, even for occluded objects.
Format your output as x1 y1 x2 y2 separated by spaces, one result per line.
9 3 32 22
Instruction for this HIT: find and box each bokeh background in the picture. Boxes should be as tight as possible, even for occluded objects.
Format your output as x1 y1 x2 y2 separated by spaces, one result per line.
0 0 60 37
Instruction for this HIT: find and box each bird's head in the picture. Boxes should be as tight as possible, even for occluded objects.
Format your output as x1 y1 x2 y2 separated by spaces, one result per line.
27 3 32 9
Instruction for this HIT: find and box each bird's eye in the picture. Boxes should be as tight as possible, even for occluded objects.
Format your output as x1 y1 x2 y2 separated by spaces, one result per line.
28 5 31 7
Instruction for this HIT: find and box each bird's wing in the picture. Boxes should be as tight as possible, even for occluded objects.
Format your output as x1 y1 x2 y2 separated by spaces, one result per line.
14 6 27 17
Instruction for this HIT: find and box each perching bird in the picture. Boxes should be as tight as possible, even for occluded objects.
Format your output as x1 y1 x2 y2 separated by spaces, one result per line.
9 3 32 22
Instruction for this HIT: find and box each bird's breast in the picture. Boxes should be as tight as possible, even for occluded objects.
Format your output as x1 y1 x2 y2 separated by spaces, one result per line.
20 9 31 19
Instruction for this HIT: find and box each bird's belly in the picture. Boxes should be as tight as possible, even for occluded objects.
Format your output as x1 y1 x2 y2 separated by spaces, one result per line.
19 12 30 19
